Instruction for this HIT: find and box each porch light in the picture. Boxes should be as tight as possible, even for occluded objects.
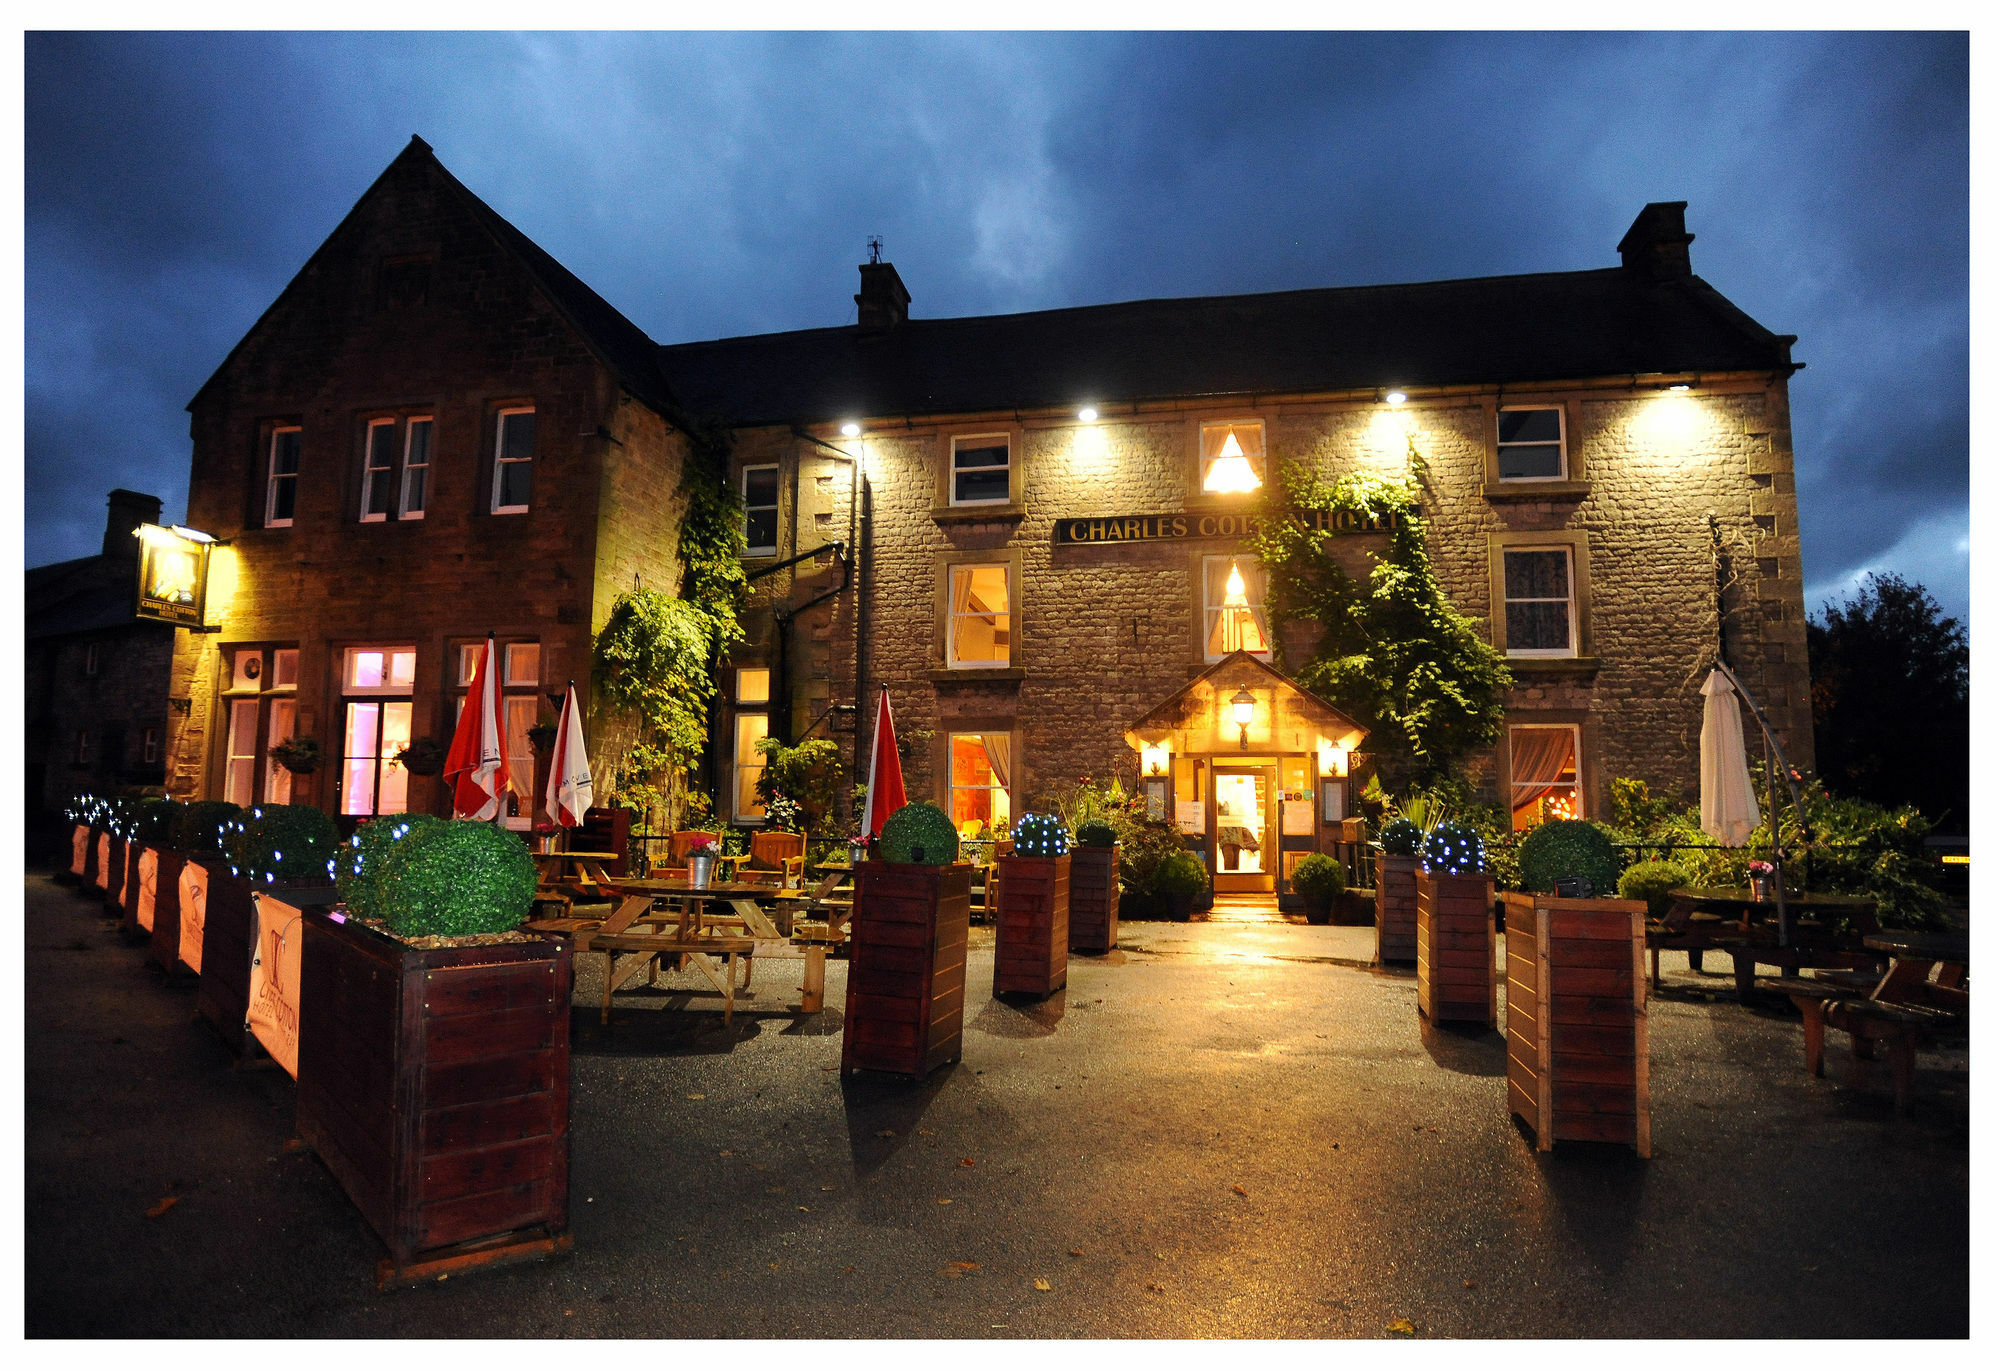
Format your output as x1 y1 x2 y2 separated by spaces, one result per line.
1231 687 1256 750
1078 406 1098 423
1141 743 1169 776
1318 740 1350 778
840 421 861 437
1203 429 1261 494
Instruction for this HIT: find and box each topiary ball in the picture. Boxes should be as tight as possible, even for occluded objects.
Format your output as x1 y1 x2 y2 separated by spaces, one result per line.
878 801 961 865
226 803 341 885
134 798 182 845
1290 851 1347 899
334 814 445 920
1156 850 1209 899
1518 819 1622 895
1012 812 1071 858
1422 821 1486 875
172 800 242 855
1379 817 1423 856
1617 858 1689 919
1074 820 1118 849
378 820 536 938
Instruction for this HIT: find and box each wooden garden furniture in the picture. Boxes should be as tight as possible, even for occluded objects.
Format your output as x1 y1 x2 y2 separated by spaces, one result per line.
735 830 807 888
1652 888 1881 1001
590 930 757 1026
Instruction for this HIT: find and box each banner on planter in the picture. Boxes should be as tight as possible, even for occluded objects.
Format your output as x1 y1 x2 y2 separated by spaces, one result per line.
247 894 304 1079
136 849 158 932
177 861 208 975
71 826 88 877
96 834 112 890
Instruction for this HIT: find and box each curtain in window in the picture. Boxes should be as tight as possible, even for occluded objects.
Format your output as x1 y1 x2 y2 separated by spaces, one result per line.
981 733 1011 791
1510 728 1576 813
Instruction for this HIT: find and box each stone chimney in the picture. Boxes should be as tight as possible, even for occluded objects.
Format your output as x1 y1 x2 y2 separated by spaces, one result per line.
103 488 162 560
855 260 911 331
1618 202 1694 279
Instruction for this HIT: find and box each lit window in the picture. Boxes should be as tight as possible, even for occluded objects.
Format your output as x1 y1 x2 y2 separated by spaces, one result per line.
361 418 397 521
400 417 432 518
452 639 541 829
265 426 301 527
270 649 299 689
949 733 1011 836
733 711 770 822
1203 557 1271 662
947 564 1010 667
341 644 416 817
264 699 295 804
1200 421 1264 495
1510 724 1581 831
345 646 417 693
736 667 771 704
224 699 260 807
743 465 779 555
1498 407 1565 480
491 407 535 514
950 435 1011 505
504 642 540 687
1502 548 1576 656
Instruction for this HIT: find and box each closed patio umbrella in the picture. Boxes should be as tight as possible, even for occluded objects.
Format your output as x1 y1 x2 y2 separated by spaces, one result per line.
442 634 511 820
859 686 906 841
544 681 592 828
1699 667 1761 847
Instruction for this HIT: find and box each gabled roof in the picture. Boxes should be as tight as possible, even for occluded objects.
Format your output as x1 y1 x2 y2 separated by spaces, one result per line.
1124 650 1368 755
191 137 679 419
24 552 151 641
656 263 1799 428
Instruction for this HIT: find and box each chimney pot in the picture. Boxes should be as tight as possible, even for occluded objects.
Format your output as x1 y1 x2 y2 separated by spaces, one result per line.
855 261 911 331
1618 201 1694 278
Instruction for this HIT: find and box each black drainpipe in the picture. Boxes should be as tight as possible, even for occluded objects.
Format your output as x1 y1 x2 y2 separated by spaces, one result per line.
787 428 870 814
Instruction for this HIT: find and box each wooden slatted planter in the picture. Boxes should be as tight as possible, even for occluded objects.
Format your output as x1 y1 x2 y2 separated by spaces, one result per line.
1068 845 1119 953
100 834 126 911
994 853 1070 999
841 862 971 1080
296 908 575 1287
117 845 146 936
143 848 190 973
1416 869 1496 1026
1375 854 1420 964
174 856 215 977
1501 892 1651 1156
198 873 336 1057
65 823 92 884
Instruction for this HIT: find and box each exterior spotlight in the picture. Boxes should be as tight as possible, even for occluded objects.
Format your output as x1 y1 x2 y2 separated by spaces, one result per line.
840 422 861 438
1231 687 1256 750
1668 382 1691 392
1385 390 1408 406
1078 406 1098 423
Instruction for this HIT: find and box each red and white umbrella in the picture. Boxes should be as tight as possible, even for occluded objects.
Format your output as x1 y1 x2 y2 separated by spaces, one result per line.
545 682 593 828
442 633 511 820
858 686 907 841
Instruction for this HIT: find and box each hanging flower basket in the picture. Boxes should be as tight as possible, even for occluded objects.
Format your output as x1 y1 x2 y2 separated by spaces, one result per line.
395 737 447 777
527 723 558 755
270 736 323 775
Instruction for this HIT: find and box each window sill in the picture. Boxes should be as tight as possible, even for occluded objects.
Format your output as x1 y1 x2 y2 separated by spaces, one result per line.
1506 655 1600 679
933 503 1023 525
1484 480 1591 502
929 667 1026 686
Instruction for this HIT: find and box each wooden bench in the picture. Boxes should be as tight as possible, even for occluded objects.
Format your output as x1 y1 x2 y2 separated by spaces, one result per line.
1765 976 1968 1116
591 931 757 1027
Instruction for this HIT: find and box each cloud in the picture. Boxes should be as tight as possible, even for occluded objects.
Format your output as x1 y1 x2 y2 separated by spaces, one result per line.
1803 506 1970 627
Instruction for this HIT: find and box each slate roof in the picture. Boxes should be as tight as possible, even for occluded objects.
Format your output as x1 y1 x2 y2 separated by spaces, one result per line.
656 264 1799 428
24 553 151 641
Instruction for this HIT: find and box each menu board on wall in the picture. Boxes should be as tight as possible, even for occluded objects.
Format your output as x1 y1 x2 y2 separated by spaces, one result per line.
1176 801 1205 834
1283 799 1315 833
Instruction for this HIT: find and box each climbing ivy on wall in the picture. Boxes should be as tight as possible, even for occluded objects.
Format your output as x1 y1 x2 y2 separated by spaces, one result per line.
1251 443 1511 791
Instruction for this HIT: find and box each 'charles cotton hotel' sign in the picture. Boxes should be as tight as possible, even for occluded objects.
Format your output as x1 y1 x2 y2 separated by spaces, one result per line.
1054 507 1409 545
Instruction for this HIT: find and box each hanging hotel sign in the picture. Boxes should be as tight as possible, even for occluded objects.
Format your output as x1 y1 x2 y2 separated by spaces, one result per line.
1054 507 1410 545
133 524 213 628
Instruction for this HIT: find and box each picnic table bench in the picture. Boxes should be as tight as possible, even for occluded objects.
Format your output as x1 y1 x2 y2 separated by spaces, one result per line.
1649 888 1882 1002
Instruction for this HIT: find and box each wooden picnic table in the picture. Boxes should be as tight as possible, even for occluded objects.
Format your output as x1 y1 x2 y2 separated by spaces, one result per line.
1656 888 1882 1003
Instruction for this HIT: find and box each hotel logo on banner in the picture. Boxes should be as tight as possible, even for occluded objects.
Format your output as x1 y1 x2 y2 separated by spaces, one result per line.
1054 507 1409 545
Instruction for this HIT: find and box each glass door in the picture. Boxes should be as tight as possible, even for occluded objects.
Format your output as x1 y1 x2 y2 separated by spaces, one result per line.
1211 765 1277 893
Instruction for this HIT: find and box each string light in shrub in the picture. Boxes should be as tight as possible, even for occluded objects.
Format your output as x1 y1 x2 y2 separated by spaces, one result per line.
1012 812 1071 858
1422 821 1486 876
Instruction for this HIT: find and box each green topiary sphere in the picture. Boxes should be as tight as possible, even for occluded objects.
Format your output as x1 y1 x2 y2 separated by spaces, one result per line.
1074 820 1118 849
378 820 536 938
1290 851 1347 899
134 798 182 845
226 803 341 885
1617 858 1689 919
172 800 242 855
334 814 446 920
1011 812 1071 858
1155 850 1209 899
878 801 961 865
1423 821 1487 875
1518 819 1622 895
1379 817 1423 856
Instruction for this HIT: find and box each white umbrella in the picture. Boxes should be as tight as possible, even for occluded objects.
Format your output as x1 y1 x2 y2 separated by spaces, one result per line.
545 682 593 828
1699 668 1761 846
442 634 511 820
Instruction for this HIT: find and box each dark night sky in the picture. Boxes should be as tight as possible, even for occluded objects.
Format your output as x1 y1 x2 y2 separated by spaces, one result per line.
22 29 1970 622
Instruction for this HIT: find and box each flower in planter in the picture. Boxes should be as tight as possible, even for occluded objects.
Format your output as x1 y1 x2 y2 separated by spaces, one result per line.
1747 860 1776 876
533 820 560 838
686 834 720 856
269 736 323 774
393 736 448 777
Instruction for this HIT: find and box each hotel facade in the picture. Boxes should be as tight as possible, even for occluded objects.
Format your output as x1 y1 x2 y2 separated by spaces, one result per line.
165 139 1812 897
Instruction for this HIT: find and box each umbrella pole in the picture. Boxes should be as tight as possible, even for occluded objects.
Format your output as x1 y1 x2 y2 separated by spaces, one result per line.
1765 733 1790 949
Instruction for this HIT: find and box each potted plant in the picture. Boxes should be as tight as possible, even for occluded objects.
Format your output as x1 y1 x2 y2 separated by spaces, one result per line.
1290 851 1346 926
1500 818 1651 1156
841 802 972 1080
1068 819 1120 952
1374 816 1424 963
100 795 140 912
995 813 1072 999
393 736 447 777
62 792 105 886
198 803 340 1057
1746 859 1777 902
158 799 240 977
685 833 720 888
299 817 574 1286
1155 850 1209 922
527 721 558 754
1415 820 1495 1027
269 735 323 774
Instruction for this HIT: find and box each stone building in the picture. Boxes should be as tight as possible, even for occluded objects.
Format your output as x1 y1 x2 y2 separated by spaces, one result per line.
169 139 1812 898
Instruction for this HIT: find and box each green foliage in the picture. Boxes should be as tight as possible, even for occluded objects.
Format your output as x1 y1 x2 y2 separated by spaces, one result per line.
1045 775 1132 833
1457 804 1521 892
1074 820 1119 849
1290 852 1346 899
1609 777 1679 834
377 820 537 938
334 814 445 921
225 803 340 884
171 800 241 854
134 798 181 845
1012 812 1071 858
1618 860 1689 919
675 415 750 628
879 802 961 865
1517 819 1621 895
1113 810 1192 899
1379 817 1423 856
1423 821 1486 875
1253 460 1511 789
1154 850 1210 899
755 736 848 835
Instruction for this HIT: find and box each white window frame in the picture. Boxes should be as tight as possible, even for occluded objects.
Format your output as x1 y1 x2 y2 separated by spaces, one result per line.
1501 545 1577 658
399 416 432 520
1201 555 1274 663
946 562 1012 669
360 417 397 522
343 645 419 696
265 425 302 528
742 463 780 556
1497 405 1568 482
1509 723 1584 827
949 433 1012 507
491 407 535 515
142 727 159 765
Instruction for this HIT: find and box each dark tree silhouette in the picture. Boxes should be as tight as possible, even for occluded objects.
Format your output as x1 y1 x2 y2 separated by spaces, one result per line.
1807 574 1968 830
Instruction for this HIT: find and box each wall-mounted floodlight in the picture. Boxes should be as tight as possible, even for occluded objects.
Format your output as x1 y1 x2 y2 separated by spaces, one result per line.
1385 390 1408 406
1078 406 1099 423
840 422 862 438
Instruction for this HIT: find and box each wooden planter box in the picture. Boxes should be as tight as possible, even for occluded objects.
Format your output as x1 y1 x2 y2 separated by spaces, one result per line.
65 823 92 883
1416 869 1497 1027
144 848 190 973
174 855 219 977
117 845 146 935
1068 845 1119 953
841 861 971 1080
100 833 127 911
1375 854 1420 963
1501 892 1651 1156
296 908 575 1286
994 853 1070 998
199 872 336 1057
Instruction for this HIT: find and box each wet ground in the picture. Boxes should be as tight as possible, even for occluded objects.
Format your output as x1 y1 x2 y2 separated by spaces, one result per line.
23 870 1968 1338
